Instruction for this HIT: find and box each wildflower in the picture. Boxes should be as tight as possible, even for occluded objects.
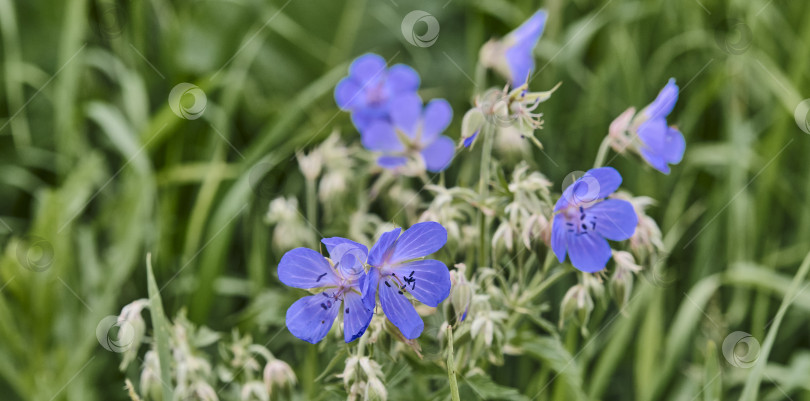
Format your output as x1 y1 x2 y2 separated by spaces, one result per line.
480 10 548 84
551 167 638 272
609 79 685 174
363 222 451 339
362 94 454 172
448 263 473 323
460 83 558 149
335 53 420 132
278 238 373 343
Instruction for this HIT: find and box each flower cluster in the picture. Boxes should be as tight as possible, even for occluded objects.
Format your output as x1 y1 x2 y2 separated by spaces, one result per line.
336 54 454 173
278 222 451 343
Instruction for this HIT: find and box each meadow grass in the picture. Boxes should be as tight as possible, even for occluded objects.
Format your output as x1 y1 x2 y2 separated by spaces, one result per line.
1 0 809 400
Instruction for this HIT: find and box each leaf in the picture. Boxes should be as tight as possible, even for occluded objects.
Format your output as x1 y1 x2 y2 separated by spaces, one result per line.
462 375 529 401
520 335 588 401
146 254 174 401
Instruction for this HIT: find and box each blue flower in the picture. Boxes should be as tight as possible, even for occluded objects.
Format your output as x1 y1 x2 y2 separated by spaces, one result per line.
480 10 547 84
551 168 638 273
637 78 686 174
363 222 451 339
278 238 373 343
362 94 455 172
335 53 421 132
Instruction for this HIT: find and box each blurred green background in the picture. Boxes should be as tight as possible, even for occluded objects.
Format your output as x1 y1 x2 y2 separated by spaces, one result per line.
1 0 809 399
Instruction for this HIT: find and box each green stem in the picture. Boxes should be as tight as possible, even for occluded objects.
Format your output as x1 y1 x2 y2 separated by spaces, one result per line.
447 325 461 401
593 135 612 168
305 178 318 241
478 125 494 267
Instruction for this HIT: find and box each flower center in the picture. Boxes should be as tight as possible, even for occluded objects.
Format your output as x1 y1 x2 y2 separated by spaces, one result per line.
563 206 598 236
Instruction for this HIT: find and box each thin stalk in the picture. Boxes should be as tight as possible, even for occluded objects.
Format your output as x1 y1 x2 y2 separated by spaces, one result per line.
593 135 612 168
447 324 461 401
306 178 318 241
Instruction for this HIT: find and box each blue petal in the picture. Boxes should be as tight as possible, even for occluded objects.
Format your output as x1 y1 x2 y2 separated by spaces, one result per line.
332 243 369 281
565 232 612 273
554 167 622 211
342 291 373 343
640 147 670 174
379 277 424 339
278 248 339 289
389 221 447 264
362 121 405 152
322 237 369 258
504 10 547 83
349 53 387 85
334 78 362 110
391 259 450 307
389 93 422 138
420 136 455 173
551 214 567 264
663 126 686 164
369 228 401 266
421 99 453 144
463 130 479 148
386 64 420 94
377 156 408 169
587 199 638 241
285 292 340 343
362 267 380 310
638 118 671 173
645 78 678 120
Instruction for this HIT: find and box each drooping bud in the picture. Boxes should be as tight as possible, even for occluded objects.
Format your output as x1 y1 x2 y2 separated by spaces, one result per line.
559 284 593 328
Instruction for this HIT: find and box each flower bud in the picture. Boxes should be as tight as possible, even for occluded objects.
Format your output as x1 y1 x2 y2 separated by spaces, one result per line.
611 251 641 308
448 264 473 324
296 150 323 181
263 359 296 394
241 381 269 401
559 284 593 328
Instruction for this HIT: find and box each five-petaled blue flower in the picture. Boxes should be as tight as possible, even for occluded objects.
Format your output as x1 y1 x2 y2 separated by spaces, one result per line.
279 238 373 344
362 222 451 339
480 10 547 84
551 167 638 273
363 93 455 172
637 78 686 174
335 53 421 132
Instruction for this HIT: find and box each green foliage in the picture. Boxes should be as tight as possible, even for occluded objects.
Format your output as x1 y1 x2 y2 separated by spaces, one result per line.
1 0 809 400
